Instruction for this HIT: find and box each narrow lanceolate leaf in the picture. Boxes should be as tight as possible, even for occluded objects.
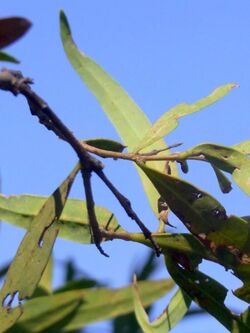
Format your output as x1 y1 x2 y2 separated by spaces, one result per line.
0 164 79 333
233 140 250 155
165 255 249 333
8 279 174 333
134 84 237 152
60 10 178 216
183 143 250 196
0 194 121 244
133 277 191 333
0 51 19 63
211 166 232 193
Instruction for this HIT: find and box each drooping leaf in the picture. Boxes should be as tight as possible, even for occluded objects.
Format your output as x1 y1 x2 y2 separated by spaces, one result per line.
0 17 31 49
60 10 178 216
8 279 174 332
0 163 79 332
0 51 19 63
233 140 250 155
84 138 126 153
211 165 232 193
165 254 249 333
133 277 191 333
182 143 250 196
138 164 250 298
0 194 122 244
134 84 237 152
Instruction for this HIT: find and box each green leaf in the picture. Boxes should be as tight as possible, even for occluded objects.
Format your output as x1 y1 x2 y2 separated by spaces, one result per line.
233 140 250 155
84 138 126 153
183 143 250 196
133 277 191 333
0 194 122 244
33 257 53 297
129 232 216 263
9 279 174 332
165 255 249 333
60 9 178 216
211 166 232 193
0 163 79 333
0 51 19 63
134 84 237 152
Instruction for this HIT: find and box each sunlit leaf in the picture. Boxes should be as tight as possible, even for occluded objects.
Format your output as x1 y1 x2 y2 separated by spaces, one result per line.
133 277 191 333
165 254 249 333
233 140 250 155
60 10 178 216
134 84 237 152
8 279 174 332
0 193 122 244
0 164 79 332
182 143 250 196
0 17 31 49
0 51 19 63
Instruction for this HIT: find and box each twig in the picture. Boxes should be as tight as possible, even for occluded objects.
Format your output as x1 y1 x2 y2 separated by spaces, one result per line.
97 170 162 256
0 68 163 256
81 169 109 257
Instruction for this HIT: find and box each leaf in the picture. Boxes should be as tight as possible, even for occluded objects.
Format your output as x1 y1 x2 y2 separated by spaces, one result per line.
0 194 122 244
234 140 250 155
113 251 158 333
84 138 126 153
211 166 232 193
134 84 237 152
0 17 31 49
8 279 174 332
60 9 178 216
133 277 191 333
0 163 79 333
183 143 250 196
165 254 249 333
129 232 216 263
33 257 53 297
0 51 19 63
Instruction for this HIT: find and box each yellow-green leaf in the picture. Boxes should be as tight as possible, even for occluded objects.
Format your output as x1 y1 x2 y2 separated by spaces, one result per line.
133 276 190 333
134 84 237 152
0 194 122 244
0 163 79 332
60 9 178 216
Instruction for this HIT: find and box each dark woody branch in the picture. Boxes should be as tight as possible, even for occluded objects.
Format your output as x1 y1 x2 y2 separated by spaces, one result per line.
0 68 161 257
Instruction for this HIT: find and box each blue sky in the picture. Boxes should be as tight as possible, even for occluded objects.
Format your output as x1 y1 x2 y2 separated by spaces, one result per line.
1 1 250 332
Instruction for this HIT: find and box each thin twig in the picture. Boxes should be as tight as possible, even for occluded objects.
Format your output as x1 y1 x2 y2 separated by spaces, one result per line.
0 68 163 257
97 170 162 256
81 169 109 257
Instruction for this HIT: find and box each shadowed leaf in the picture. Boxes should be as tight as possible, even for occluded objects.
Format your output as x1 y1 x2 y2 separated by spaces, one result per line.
0 164 79 332
212 166 232 193
84 138 126 153
0 51 19 63
165 255 249 333
0 17 31 49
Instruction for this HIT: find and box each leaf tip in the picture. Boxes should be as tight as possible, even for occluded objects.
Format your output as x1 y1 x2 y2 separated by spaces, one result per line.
59 9 71 35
